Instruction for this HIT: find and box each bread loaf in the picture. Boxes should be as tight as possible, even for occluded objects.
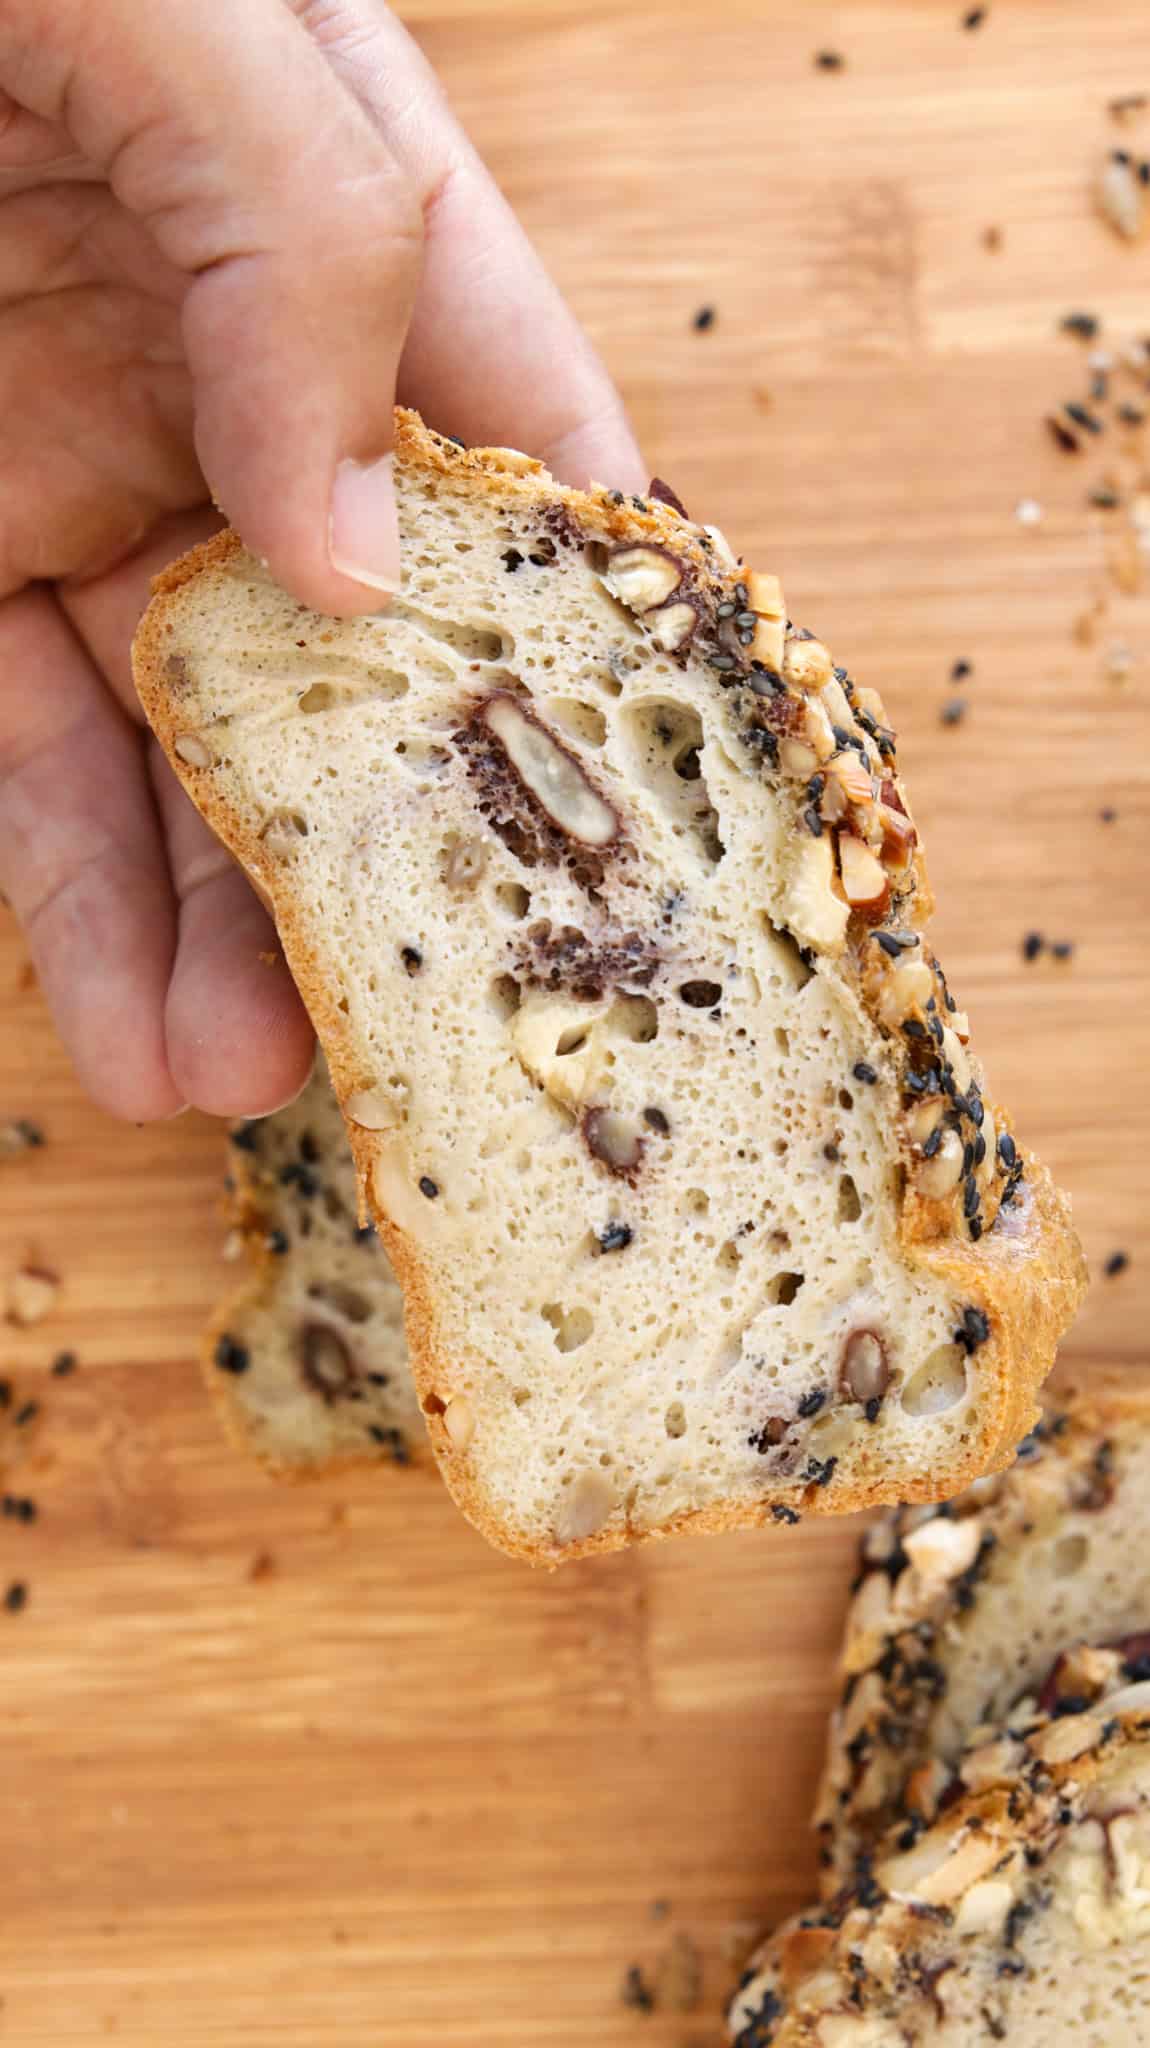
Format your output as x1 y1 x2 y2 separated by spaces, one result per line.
134 410 1087 1562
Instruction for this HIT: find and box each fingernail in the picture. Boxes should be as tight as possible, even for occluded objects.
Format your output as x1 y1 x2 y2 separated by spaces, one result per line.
328 453 402 595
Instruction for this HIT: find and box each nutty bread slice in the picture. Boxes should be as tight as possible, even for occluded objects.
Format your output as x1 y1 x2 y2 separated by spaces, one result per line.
134 409 1086 1563
730 1705 1150 2048
210 1057 424 1474
816 1380 1150 1891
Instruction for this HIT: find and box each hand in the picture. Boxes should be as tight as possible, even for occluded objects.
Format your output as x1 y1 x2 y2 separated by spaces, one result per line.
0 0 645 1120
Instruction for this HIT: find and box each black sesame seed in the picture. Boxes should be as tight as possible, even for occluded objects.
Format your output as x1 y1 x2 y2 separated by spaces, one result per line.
1051 940 1075 960
973 1131 987 1167
501 547 524 572
418 1176 440 1200
1060 312 1099 340
298 1132 319 1166
50 1350 76 1377
229 1122 260 1152
1090 485 1122 509
922 1126 943 1159
401 945 423 975
1065 401 1103 435
798 1389 826 1419
14 1401 39 1428
598 1221 634 1254
1104 1250 1130 1277
1119 402 1146 427
852 1061 878 1085
823 1142 841 1162
1046 415 1080 454
961 1305 991 1349
805 1455 838 1488
692 305 716 332
864 1396 882 1423
621 1965 655 2013
962 1177 981 1218
902 1018 928 1040
267 1229 289 1256
771 1504 801 1524
1100 806 1117 822
997 1131 1017 1168
962 4 987 25
716 600 737 619
962 1141 975 1176
950 659 973 681
214 1336 250 1376
0 1379 10 1409
928 1015 945 1045
875 932 903 958
643 1106 670 1134
968 1093 984 1126
4 1582 27 1614
803 805 823 837
969 1214 984 1241
608 490 625 506
355 1224 375 1244
1021 931 1044 961
940 698 967 725
708 650 738 672
814 48 845 68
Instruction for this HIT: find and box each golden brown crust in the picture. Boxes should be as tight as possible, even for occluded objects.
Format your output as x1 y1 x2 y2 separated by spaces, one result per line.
134 409 1087 1565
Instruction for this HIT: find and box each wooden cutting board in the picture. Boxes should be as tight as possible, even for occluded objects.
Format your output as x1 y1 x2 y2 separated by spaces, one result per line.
1 4 1146 2041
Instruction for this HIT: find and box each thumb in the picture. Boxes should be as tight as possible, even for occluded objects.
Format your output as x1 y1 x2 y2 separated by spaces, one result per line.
13 0 424 612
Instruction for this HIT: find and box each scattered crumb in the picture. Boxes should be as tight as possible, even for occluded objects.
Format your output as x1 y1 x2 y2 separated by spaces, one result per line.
981 224 1003 251
1022 932 1045 962
621 1964 655 2012
0 1118 44 1158
1109 93 1148 124
940 699 968 726
1109 532 1144 595
248 1551 277 1583
222 1228 244 1263
258 950 280 968
1015 498 1044 525
962 5 987 27
1072 600 1106 645
1061 311 1100 340
1105 639 1135 681
50 1351 76 1377
813 49 844 71
750 385 772 414
4 1581 28 1613
1096 149 1149 241
692 306 716 333
649 1898 671 1922
5 1267 59 1327
655 1932 703 2014
1104 1250 1130 1277
1051 940 1075 961
950 658 973 681
1100 806 1118 822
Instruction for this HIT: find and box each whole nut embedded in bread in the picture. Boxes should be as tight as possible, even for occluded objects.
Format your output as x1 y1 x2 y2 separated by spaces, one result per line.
837 833 889 912
647 600 697 652
174 733 213 768
784 830 850 954
443 1395 475 1449
779 736 820 778
444 835 489 889
750 615 786 672
827 751 875 808
584 1106 644 1175
344 1087 399 1131
879 956 934 1031
481 695 618 847
261 810 308 856
746 569 785 620
602 545 682 613
901 1511 982 1586
1029 1713 1105 1766
556 1468 618 1543
841 1330 889 1405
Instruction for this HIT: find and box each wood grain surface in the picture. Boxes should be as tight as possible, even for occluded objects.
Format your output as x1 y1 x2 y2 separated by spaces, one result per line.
1 4 1148 2041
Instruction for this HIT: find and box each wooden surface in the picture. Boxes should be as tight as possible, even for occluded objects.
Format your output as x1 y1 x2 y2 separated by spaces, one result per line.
2 4 1148 2041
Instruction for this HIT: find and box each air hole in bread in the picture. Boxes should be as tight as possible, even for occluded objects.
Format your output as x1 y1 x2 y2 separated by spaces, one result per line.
901 1344 968 1418
389 602 507 664
610 994 658 1044
665 1401 688 1439
496 882 531 920
542 1302 593 1353
679 979 723 1009
395 738 451 780
1053 1532 1090 1577
717 1239 742 1272
307 1282 372 1325
768 1272 805 1307
619 699 725 870
489 974 521 1021
838 1174 863 1223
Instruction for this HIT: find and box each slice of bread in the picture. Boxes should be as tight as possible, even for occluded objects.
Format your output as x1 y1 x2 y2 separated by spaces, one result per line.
209 1057 425 1474
730 1704 1150 2047
134 409 1087 1562
816 1379 1150 1890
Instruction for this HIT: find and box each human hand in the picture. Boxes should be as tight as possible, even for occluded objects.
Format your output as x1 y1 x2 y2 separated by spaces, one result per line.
0 0 645 1120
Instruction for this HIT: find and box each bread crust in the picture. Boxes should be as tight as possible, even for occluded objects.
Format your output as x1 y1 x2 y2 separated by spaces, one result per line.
134 410 1087 1564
